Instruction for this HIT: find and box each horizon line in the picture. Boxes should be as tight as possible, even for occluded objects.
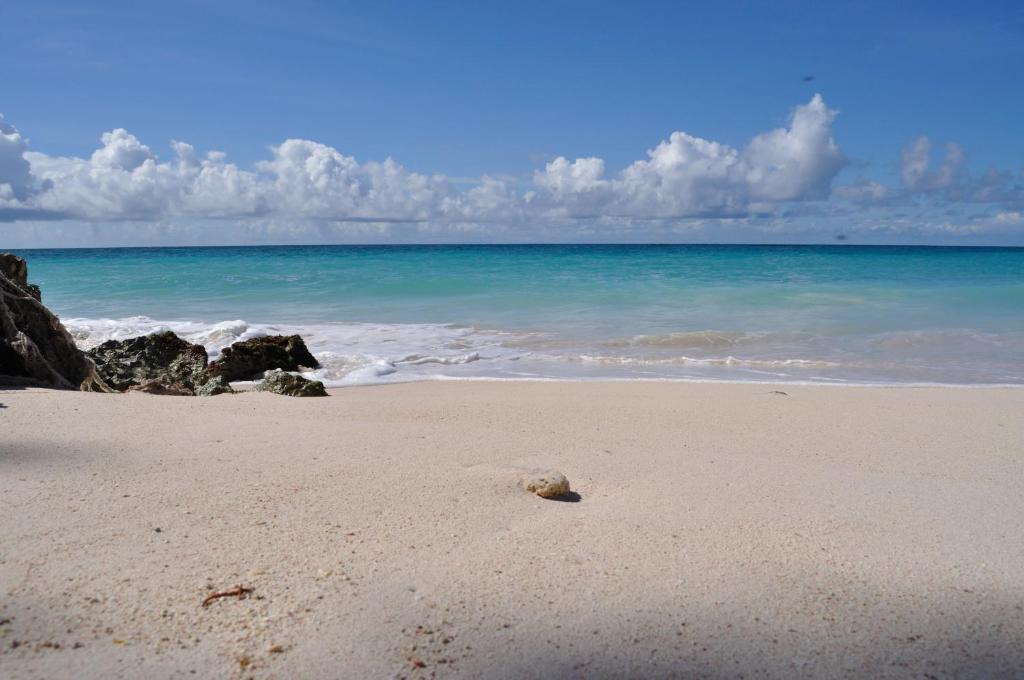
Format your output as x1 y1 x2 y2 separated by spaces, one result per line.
4 242 1023 252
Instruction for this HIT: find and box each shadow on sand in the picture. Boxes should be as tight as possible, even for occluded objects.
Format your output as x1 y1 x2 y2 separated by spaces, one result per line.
442 605 1024 678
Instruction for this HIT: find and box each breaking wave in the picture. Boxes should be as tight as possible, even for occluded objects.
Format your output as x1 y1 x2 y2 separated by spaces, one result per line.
62 316 1024 387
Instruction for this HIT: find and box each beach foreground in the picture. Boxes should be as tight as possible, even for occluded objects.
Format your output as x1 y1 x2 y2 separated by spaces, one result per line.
2 382 1022 679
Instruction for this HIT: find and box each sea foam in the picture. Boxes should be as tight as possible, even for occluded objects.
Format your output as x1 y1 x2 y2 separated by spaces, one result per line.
62 314 1024 386
65 316 522 387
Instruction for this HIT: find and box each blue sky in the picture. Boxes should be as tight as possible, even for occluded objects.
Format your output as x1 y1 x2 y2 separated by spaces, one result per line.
1 0 1023 246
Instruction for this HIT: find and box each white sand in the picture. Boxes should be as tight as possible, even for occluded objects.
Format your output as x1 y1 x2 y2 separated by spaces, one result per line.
1 382 1023 678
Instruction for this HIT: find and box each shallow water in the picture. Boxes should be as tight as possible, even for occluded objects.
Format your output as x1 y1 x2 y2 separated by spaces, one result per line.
12 244 1024 385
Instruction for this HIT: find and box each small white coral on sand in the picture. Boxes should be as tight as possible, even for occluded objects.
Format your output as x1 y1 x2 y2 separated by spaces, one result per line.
519 469 571 498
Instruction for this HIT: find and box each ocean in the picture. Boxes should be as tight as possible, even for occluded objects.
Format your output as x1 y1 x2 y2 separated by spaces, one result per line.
11 244 1024 386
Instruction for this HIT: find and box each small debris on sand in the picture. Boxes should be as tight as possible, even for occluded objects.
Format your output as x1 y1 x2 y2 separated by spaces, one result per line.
201 585 253 608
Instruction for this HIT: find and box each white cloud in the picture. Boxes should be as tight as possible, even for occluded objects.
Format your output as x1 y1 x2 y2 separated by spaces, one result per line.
613 133 744 217
1 96 1021 245
832 178 890 203
993 210 1023 225
533 94 846 218
532 156 614 216
441 175 525 222
833 134 1023 219
24 130 268 220
901 136 966 191
168 141 267 216
91 128 155 170
1 96 848 226
741 94 845 202
0 114 36 203
257 139 452 221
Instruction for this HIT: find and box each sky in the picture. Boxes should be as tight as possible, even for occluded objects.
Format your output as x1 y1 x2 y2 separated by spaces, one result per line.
1 0 1023 247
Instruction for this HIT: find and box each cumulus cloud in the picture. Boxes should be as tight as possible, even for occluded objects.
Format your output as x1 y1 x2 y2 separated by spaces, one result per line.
0 114 36 203
442 175 525 222
533 95 846 218
24 130 268 220
741 94 846 202
0 96 849 226
2 96 1020 245
257 139 452 221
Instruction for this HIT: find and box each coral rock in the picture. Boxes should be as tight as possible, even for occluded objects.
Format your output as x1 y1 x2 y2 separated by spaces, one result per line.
206 335 320 382
256 369 328 397
194 375 234 396
520 469 571 498
87 331 209 392
128 378 194 396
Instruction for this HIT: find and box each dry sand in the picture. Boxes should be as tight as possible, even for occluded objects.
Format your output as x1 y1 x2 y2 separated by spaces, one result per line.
1 381 1022 679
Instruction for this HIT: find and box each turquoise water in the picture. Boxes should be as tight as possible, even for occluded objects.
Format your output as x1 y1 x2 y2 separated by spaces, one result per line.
11 245 1024 385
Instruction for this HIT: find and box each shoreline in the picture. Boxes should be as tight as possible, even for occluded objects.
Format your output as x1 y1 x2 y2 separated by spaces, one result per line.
342 374 1024 389
3 381 1023 678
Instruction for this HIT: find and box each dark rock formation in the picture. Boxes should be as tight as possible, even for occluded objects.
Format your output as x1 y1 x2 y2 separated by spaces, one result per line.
0 253 42 301
1 253 107 390
206 335 320 382
194 375 234 396
128 378 194 396
87 331 210 391
256 369 328 397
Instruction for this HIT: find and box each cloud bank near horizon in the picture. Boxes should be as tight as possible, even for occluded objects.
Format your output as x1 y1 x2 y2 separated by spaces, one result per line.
2 95 1023 246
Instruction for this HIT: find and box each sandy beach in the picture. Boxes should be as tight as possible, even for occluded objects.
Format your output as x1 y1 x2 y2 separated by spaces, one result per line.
1 381 1022 678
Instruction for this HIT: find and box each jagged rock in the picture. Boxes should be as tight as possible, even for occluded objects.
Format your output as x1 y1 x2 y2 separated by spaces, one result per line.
0 253 107 390
194 375 234 396
255 369 328 397
128 378 194 396
0 253 41 301
87 331 209 391
519 469 571 499
206 335 320 382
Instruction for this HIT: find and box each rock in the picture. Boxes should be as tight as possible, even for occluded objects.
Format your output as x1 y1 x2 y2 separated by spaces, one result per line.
206 335 320 382
520 469 571 498
194 375 234 396
0 253 108 390
87 331 210 392
0 253 41 301
255 369 328 397
128 378 194 396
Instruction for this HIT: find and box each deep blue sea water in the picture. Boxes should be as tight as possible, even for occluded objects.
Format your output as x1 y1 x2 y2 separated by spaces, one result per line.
11 245 1024 385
